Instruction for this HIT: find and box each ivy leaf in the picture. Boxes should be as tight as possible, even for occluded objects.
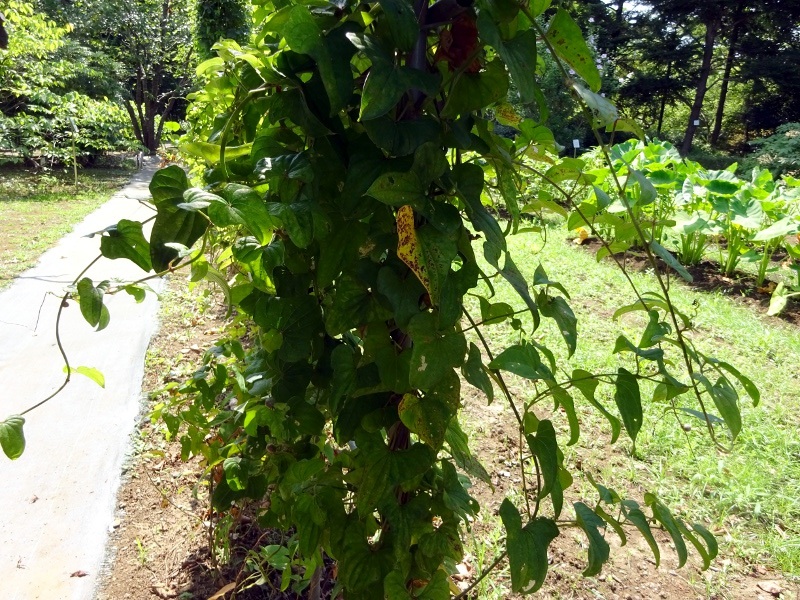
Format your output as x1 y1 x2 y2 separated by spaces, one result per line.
614 368 643 443
498 254 540 328
621 500 661 566
407 312 466 390
453 163 506 266
574 502 611 576
442 59 509 118
399 392 451 451
0 415 25 460
570 81 618 126
77 277 110 330
367 172 427 209
444 420 491 485
645 493 688 568
363 115 440 156
538 292 577 357
64 365 105 388
546 9 601 92
500 499 559 593
477 14 538 103
489 344 553 380
212 184 280 245
325 272 393 336
525 419 558 498
462 343 494 403
649 240 693 283
693 373 742 439
149 165 189 208
572 369 621 443
283 6 321 55
396 206 459 306
150 208 208 272
99 219 152 272
378 0 419 51
351 433 434 516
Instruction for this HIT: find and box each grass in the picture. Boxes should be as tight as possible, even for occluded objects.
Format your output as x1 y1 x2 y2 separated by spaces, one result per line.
0 166 133 288
465 218 800 584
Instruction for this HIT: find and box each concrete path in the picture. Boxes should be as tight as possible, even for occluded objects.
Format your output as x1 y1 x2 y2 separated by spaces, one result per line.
0 160 165 600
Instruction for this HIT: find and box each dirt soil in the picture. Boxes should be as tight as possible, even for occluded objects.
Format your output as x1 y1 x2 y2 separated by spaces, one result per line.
96 272 800 600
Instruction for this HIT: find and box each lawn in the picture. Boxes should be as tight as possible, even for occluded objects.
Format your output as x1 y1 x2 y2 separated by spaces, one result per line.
0 166 133 288
459 219 800 596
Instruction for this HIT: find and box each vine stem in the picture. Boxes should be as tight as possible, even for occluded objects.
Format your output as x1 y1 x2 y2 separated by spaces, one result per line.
19 254 102 416
528 11 725 450
453 550 507 600
463 308 535 517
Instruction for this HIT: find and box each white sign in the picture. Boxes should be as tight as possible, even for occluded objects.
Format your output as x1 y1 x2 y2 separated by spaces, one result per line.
572 139 580 149
693 119 700 126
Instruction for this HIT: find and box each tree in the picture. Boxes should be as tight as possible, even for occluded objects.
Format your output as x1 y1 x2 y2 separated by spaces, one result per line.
194 0 250 61
4 1 754 596
39 0 195 154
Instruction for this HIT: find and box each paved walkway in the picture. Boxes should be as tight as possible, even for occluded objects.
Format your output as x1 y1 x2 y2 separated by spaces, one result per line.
0 160 164 600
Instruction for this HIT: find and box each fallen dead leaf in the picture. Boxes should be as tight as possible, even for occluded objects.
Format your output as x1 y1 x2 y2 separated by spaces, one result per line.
70 570 89 578
208 581 236 600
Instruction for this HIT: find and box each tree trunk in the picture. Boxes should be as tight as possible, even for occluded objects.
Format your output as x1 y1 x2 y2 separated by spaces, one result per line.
710 1 744 147
680 16 720 155
657 61 672 136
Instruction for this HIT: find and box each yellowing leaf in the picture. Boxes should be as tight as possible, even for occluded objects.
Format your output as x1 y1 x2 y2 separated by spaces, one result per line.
397 205 435 302
396 205 459 307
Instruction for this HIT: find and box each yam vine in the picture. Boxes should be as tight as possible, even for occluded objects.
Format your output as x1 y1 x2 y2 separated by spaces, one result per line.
1 0 761 596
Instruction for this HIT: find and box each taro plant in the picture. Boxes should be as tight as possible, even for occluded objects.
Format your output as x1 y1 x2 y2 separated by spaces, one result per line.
1 1 762 597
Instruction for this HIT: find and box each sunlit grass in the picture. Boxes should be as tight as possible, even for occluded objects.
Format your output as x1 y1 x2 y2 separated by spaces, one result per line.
466 219 800 578
0 166 132 287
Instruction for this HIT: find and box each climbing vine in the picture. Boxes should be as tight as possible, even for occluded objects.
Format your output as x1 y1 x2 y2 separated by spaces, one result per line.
1 0 760 597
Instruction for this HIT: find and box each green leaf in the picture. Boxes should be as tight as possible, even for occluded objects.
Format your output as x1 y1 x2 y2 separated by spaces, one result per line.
614 368 643 443
454 163 506 265
462 343 494 403
398 393 451 450
549 384 580 445
574 501 611 576
351 433 434 515
500 499 559 593
707 358 760 405
489 343 553 380
539 293 577 357
64 365 105 388
363 115 440 156
478 14 538 103
571 369 621 442
150 208 209 272
546 9 601 92
407 312 467 390
216 184 279 245
180 141 252 164
442 59 509 118
571 81 618 126
525 419 558 498
99 219 152 272
283 6 321 54
645 494 688 568
149 165 189 208
621 500 660 566
325 272 393 336
444 419 492 485
367 171 427 209
396 206 459 306
629 169 657 205
0 415 25 460
692 373 742 439
76 277 109 330
378 0 419 51
498 254 540 328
